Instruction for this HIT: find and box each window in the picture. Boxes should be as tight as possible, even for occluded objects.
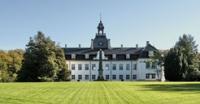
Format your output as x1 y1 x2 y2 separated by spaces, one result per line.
152 62 156 69
133 75 137 79
71 64 75 70
78 64 82 70
126 75 130 80
152 74 156 79
85 64 89 70
71 75 75 80
134 64 137 70
106 75 109 80
85 75 89 80
92 64 96 70
112 75 116 80
119 75 123 80
105 64 109 70
149 51 154 57
146 62 150 69
126 64 130 70
119 64 123 70
112 64 116 70
146 74 150 79
92 75 96 80
78 75 82 80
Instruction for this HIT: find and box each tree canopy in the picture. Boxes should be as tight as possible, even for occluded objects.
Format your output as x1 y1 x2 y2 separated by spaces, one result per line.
0 49 24 82
164 34 200 81
18 31 70 82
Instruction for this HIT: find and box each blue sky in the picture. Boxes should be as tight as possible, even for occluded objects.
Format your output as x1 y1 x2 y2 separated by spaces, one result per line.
1 0 200 50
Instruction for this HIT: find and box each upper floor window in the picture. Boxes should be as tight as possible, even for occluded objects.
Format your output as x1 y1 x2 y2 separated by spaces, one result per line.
133 64 137 70
78 64 82 70
146 62 150 69
119 64 123 70
126 64 130 70
92 64 96 70
151 62 157 69
105 64 109 70
71 64 75 70
112 64 116 70
85 64 89 70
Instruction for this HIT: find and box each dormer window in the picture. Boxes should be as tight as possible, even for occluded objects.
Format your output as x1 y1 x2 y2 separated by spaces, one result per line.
149 51 154 57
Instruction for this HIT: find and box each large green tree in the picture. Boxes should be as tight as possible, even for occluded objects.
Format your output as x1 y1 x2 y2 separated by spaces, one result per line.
18 31 69 82
164 34 199 81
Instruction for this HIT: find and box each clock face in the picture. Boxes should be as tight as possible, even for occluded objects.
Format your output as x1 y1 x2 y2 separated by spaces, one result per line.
98 41 104 46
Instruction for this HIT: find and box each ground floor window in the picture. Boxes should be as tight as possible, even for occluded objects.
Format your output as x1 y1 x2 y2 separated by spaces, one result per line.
85 75 89 80
133 75 137 79
92 75 96 80
78 75 82 80
71 75 75 80
126 75 130 80
146 73 156 79
146 74 150 79
112 75 116 80
119 75 123 80
106 75 109 80
152 73 156 79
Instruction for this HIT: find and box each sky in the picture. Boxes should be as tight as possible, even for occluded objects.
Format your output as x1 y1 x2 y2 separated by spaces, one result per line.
1 0 200 50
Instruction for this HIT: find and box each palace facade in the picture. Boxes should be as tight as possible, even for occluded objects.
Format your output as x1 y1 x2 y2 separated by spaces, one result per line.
64 20 162 81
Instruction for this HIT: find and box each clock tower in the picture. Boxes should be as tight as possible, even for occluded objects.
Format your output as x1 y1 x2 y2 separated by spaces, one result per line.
91 19 111 49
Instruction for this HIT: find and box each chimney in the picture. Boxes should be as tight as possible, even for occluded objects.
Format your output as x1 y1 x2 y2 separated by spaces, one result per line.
91 39 94 49
78 44 81 48
146 41 150 46
121 44 123 48
136 44 138 48
108 39 111 49
65 44 67 48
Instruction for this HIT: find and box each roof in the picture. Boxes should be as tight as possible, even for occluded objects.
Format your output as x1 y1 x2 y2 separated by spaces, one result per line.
63 47 144 55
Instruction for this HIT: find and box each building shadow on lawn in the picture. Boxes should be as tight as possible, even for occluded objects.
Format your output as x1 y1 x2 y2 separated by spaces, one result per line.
138 83 200 92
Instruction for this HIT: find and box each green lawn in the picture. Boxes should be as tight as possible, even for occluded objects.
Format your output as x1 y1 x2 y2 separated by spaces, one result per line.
0 82 200 104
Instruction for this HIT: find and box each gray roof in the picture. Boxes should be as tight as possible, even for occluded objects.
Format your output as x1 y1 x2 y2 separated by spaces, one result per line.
63 47 144 55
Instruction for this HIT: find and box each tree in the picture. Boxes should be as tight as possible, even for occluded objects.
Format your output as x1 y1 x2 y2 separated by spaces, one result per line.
0 49 24 82
164 48 183 81
18 31 70 82
164 34 199 81
55 47 71 81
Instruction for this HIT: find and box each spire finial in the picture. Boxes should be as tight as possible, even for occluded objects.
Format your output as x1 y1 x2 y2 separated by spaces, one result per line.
100 12 102 21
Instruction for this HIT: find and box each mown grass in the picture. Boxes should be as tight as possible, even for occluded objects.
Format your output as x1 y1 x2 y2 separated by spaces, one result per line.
0 82 200 104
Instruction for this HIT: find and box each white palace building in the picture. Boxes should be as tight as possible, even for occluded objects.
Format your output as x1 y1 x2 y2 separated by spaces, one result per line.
64 20 162 81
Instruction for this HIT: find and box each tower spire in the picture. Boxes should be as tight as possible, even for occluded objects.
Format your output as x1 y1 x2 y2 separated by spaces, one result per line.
97 13 104 35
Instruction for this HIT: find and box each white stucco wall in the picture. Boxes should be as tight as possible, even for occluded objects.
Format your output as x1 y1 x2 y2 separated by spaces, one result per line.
66 59 160 81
